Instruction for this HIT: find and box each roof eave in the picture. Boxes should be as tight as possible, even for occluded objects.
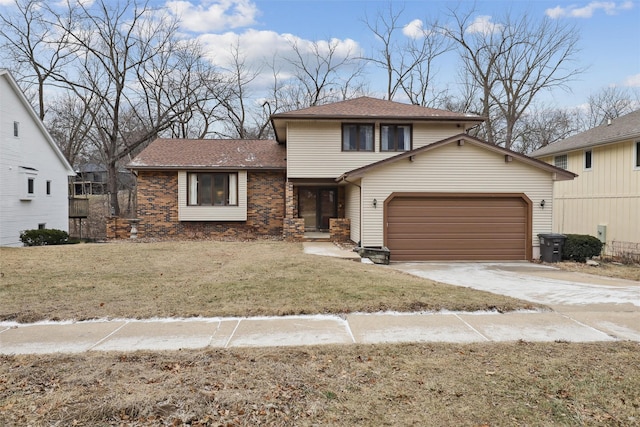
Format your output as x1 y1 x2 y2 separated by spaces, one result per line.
338 134 577 181
531 132 640 158
127 165 286 171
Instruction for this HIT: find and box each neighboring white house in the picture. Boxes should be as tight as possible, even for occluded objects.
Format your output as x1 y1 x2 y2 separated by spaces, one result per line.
0 69 75 246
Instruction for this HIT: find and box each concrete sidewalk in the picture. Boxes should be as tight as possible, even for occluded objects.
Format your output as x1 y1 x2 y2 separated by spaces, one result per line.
2 309 638 355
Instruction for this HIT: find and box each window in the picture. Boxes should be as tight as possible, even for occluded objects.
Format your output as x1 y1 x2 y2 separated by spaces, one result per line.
342 124 374 151
46 180 51 195
38 223 46 230
381 124 412 151
584 150 592 170
13 121 19 137
554 154 568 169
27 177 35 195
188 172 238 206
635 141 640 169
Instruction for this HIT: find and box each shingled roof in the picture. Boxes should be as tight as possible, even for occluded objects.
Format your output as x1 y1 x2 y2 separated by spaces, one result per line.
270 96 485 143
127 139 286 170
530 109 640 158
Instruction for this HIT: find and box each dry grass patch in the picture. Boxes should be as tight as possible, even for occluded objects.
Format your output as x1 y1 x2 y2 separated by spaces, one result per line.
0 241 537 323
1 342 638 426
553 260 640 281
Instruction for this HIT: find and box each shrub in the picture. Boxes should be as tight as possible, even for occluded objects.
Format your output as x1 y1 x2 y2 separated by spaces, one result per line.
562 234 603 262
20 229 70 246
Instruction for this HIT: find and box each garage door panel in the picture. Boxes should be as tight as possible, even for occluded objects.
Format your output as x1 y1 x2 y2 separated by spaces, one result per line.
386 195 529 261
388 206 526 216
389 238 526 250
388 223 526 234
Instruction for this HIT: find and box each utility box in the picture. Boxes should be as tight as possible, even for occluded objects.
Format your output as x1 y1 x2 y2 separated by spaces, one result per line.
597 225 607 244
538 233 567 263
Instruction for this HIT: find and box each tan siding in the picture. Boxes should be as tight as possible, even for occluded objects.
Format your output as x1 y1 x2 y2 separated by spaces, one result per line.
286 121 461 178
543 140 640 244
345 181 361 243
178 170 248 221
360 143 553 258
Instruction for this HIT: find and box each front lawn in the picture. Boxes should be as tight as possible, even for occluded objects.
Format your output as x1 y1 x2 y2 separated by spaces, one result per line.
0 241 538 323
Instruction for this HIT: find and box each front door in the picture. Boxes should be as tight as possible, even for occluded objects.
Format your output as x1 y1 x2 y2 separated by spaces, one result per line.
299 187 337 231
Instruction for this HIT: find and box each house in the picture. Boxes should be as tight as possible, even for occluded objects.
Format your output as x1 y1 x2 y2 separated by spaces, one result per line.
71 162 135 196
127 139 287 239
530 110 640 259
0 69 76 247
128 97 575 261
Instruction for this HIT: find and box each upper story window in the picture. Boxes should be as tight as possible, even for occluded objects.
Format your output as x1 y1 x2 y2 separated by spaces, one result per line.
584 150 592 170
554 154 568 170
188 172 238 206
342 123 374 151
635 141 640 169
381 124 412 151
46 180 52 195
13 121 19 137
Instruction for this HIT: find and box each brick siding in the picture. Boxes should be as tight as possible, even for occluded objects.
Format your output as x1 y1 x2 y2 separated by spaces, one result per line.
329 218 351 242
133 170 285 240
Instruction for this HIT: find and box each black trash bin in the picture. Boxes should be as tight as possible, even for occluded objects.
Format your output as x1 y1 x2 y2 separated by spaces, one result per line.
538 233 566 263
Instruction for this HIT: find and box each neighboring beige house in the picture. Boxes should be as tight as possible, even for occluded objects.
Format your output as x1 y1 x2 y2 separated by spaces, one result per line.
530 109 640 259
130 97 575 261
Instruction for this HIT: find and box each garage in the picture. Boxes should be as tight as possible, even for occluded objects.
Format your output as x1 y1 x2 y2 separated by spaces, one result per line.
385 193 531 261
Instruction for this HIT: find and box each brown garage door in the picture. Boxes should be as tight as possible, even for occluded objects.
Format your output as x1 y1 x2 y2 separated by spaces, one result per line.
386 194 530 261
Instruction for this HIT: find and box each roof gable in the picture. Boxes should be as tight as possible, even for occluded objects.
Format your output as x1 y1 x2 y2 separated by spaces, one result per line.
127 138 286 170
530 109 640 158
0 69 75 175
338 134 577 181
270 96 484 143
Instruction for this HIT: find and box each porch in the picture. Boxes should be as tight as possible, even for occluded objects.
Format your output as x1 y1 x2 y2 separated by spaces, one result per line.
283 181 351 243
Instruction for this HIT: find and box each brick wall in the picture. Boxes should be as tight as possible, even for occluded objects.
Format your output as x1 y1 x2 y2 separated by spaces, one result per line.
329 218 351 242
134 170 285 240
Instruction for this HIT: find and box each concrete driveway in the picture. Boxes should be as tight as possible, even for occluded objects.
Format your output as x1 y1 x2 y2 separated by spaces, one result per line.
391 262 640 341
391 262 640 310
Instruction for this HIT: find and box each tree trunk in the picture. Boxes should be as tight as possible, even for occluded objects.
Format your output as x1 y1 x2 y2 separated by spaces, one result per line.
107 160 119 217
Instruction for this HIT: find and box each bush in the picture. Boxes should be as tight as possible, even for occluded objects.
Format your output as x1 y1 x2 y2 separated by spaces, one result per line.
20 229 70 246
562 234 603 262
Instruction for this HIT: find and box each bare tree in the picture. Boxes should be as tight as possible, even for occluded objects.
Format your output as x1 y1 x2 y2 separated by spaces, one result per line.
362 3 452 104
284 37 367 107
45 91 94 167
44 0 220 215
582 86 638 129
0 0 74 119
512 106 577 153
439 8 584 150
214 39 265 139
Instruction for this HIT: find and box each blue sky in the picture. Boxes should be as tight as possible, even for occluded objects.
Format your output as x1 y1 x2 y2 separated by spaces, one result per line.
160 0 640 108
2 0 639 108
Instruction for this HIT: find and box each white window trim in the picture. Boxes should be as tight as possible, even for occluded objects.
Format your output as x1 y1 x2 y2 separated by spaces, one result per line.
19 167 38 200
13 121 19 138
178 170 247 221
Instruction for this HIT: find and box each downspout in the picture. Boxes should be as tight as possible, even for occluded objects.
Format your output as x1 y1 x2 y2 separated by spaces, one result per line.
341 176 362 246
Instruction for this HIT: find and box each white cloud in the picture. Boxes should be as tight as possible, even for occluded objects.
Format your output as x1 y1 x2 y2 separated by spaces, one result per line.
624 73 640 87
545 1 634 19
165 0 258 33
196 29 362 90
465 15 503 35
0 0 14 5
403 19 425 39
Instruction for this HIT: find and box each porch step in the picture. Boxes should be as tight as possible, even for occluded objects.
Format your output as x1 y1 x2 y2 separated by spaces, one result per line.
303 232 331 242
